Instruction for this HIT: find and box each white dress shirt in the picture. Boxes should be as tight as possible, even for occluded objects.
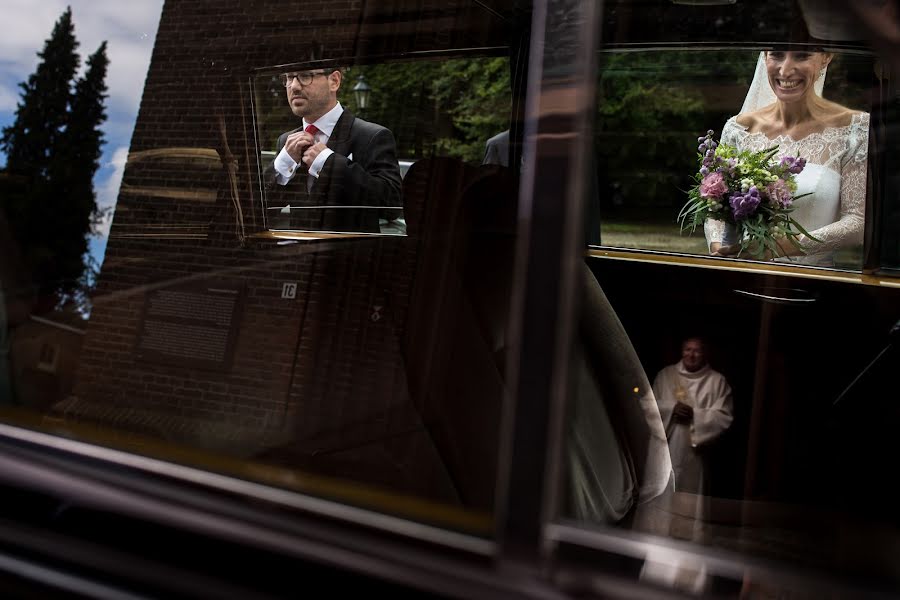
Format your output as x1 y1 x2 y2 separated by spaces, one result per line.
273 101 344 187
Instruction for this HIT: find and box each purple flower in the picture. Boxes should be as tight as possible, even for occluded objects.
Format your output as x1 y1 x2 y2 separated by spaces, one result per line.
779 156 807 174
730 186 761 219
699 166 710 176
725 158 738 176
766 178 793 208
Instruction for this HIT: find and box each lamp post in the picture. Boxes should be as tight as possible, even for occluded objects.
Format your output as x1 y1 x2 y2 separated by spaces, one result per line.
352 74 371 117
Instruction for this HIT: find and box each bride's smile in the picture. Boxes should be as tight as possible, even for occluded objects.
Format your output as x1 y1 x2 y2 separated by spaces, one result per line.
776 79 801 89
765 50 831 102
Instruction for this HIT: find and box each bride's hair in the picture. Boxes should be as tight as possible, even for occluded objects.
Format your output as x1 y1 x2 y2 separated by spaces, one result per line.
739 51 828 115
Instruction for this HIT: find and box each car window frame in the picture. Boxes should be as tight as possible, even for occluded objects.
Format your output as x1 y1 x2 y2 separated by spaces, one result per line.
4 1 900 597
585 41 898 280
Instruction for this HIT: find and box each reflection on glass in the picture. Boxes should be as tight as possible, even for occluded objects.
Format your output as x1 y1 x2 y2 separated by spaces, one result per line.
2 0 519 532
569 252 900 594
258 66 403 234
253 56 511 235
0 3 162 405
593 49 873 271
651 337 733 497
703 51 869 268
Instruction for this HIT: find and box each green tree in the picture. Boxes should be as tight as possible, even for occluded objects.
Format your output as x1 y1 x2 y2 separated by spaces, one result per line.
1 7 79 175
595 50 757 216
431 57 510 162
48 42 110 305
0 8 108 308
343 57 511 163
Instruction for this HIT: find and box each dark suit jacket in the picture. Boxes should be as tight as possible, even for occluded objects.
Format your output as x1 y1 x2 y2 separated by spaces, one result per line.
482 130 510 167
264 109 402 233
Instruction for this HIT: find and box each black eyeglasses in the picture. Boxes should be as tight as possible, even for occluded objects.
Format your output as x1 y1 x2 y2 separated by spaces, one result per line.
279 70 330 87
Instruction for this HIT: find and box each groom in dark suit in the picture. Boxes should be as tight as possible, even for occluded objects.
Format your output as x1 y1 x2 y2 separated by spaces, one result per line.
264 67 402 233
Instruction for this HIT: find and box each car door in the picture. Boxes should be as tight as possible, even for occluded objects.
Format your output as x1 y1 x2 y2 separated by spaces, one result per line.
552 1 900 596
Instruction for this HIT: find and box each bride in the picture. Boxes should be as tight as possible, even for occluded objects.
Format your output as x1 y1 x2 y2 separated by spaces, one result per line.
705 50 869 267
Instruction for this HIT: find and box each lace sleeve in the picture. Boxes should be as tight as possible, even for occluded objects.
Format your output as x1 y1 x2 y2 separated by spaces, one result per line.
704 219 727 249
801 113 869 254
704 117 741 250
719 116 742 148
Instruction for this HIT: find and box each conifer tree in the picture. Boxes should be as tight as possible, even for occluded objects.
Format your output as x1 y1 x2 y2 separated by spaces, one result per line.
0 8 109 306
47 42 110 300
1 7 79 176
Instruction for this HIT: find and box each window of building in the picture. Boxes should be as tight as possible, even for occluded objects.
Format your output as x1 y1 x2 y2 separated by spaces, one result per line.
37 342 59 373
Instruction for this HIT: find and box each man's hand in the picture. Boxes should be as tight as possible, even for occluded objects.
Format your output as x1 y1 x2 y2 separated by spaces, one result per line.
672 401 693 423
283 131 315 163
302 142 329 168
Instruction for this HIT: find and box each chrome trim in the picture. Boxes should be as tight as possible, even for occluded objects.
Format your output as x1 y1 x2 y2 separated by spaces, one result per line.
0 553 146 600
546 522 747 578
0 423 494 557
733 289 818 304
545 523 898 599
588 248 900 288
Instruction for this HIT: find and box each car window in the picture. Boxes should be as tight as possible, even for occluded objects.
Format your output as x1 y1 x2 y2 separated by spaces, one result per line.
590 47 876 272
6 1 900 596
252 54 511 235
558 1 900 596
0 0 525 535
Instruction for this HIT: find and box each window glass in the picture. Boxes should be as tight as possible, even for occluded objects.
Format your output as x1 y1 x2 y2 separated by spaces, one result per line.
877 78 900 272
561 1 900 595
253 55 510 234
592 48 875 271
0 0 525 534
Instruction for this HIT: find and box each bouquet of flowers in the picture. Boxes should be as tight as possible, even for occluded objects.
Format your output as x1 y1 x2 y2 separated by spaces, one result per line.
679 130 817 259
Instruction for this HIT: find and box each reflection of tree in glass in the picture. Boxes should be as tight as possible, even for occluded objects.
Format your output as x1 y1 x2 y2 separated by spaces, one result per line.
595 50 757 218
594 49 874 222
344 57 510 163
819 53 875 112
254 74 295 154
254 57 511 165
0 7 109 312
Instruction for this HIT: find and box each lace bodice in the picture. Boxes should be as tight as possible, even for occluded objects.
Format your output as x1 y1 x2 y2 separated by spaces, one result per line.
704 112 869 266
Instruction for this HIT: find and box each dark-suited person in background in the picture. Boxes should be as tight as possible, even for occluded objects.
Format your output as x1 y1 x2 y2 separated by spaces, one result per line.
482 129 510 167
264 67 402 233
482 127 601 245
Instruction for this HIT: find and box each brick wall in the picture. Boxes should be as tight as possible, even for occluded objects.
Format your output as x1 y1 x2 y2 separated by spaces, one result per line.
64 0 511 506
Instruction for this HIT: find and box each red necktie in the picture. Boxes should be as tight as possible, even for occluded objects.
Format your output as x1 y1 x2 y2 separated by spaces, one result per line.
305 123 319 136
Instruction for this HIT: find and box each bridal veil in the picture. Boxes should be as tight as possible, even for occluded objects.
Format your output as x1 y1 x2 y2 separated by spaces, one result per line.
740 51 827 115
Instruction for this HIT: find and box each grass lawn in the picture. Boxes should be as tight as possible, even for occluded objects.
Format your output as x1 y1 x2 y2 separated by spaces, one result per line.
599 220 708 254
597 220 864 270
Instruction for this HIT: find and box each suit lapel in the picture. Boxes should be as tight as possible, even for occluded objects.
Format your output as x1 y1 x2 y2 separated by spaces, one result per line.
327 109 355 157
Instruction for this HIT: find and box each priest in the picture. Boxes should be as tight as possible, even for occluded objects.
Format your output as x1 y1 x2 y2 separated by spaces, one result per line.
652 337 733 494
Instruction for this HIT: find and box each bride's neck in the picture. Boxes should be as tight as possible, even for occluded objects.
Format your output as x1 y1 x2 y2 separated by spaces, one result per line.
772 98 817 128
764 96 831 137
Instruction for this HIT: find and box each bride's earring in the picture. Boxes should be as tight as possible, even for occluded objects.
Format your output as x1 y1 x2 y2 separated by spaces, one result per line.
819 68 826 79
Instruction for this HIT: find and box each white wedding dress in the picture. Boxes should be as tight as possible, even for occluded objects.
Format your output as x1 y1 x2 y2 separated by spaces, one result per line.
704 112 869 267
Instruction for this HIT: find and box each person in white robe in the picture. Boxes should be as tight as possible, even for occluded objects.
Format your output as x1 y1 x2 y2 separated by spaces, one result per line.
652 337 733 495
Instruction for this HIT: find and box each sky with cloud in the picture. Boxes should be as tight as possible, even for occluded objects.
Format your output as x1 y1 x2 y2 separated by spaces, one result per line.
0 0 165 269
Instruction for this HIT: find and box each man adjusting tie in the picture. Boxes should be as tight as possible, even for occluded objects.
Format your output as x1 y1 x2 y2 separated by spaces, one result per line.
265 67 402 232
